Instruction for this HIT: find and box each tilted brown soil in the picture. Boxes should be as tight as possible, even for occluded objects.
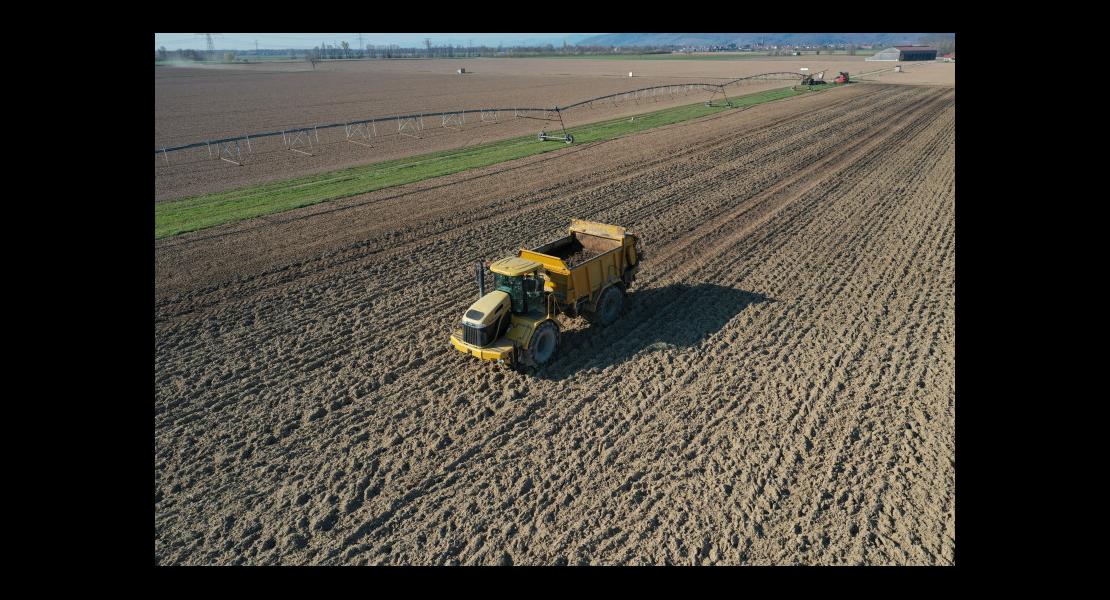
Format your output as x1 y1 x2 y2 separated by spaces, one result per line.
855 60 955 86
155 83 955 565
154 56 908 201
561 247 602 268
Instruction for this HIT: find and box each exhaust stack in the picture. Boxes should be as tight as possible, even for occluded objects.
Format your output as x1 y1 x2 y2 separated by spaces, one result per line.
476 261 485 299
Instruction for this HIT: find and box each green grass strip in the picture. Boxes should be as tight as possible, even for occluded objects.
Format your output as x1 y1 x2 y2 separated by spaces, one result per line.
155 86 813 238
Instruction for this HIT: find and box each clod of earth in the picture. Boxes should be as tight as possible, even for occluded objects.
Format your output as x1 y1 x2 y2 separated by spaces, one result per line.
156 82 955 566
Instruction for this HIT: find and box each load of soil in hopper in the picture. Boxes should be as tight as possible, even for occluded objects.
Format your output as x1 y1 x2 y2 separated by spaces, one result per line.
534 237 605 268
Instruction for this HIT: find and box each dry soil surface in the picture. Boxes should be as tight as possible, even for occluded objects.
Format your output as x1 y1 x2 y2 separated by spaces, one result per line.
155 83 955 565
856 60 955 86
154 56 943 201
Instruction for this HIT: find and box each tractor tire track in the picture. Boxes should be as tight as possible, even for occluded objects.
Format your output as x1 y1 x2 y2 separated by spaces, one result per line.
155 84 955 566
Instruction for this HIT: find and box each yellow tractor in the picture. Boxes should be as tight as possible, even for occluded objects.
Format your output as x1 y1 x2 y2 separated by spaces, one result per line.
450 219 643 369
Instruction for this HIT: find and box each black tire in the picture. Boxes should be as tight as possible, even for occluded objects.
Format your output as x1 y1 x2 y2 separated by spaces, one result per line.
522 320 559 367
591 286 625 326
538 131 546 141
564 134 575 144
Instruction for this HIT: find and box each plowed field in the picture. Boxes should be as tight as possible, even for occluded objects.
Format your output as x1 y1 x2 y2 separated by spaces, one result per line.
155 56 940 201
155 83 955 565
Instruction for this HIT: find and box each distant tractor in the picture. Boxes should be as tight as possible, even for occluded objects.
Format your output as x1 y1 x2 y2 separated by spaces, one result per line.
450 220 642 370
800 70 826 86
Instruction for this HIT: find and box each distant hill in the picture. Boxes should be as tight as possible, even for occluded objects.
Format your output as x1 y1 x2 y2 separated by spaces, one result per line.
577 33 945 47
497 33 596 47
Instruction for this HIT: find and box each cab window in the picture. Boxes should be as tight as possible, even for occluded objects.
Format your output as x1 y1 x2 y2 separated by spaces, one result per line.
495 273 523 312
495 272 544 313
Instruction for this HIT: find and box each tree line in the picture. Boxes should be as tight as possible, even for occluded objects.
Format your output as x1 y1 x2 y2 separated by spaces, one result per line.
159 43 687 65
158 34 955 66
916 34 955 54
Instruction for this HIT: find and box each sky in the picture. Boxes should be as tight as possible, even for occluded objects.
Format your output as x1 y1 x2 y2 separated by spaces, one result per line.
155 33 599 51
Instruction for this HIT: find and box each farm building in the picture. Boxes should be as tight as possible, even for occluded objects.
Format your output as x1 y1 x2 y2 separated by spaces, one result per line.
866 46 938 61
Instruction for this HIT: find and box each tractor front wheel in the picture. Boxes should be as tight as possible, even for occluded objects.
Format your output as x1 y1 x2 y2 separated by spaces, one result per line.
521 320 560 368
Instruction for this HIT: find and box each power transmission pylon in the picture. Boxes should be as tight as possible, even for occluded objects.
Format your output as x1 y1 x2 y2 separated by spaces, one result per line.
196 33 221 59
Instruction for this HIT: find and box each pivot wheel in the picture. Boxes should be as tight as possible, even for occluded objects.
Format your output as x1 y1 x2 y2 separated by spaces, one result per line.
591 286 625 326
522 320 560 367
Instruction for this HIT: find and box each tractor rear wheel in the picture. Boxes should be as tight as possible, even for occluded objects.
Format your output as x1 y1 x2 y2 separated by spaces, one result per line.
589 286 625 326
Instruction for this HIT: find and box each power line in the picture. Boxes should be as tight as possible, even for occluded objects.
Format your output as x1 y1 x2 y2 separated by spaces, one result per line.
196 33 219 53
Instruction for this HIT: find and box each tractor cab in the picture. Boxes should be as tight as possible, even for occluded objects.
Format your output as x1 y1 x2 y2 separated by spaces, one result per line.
490 257 545 315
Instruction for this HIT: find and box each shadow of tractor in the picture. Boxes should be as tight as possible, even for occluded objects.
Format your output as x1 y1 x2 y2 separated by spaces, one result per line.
535 283 774 380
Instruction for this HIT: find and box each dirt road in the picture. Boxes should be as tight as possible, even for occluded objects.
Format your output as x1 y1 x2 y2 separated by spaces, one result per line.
155 83 955 565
